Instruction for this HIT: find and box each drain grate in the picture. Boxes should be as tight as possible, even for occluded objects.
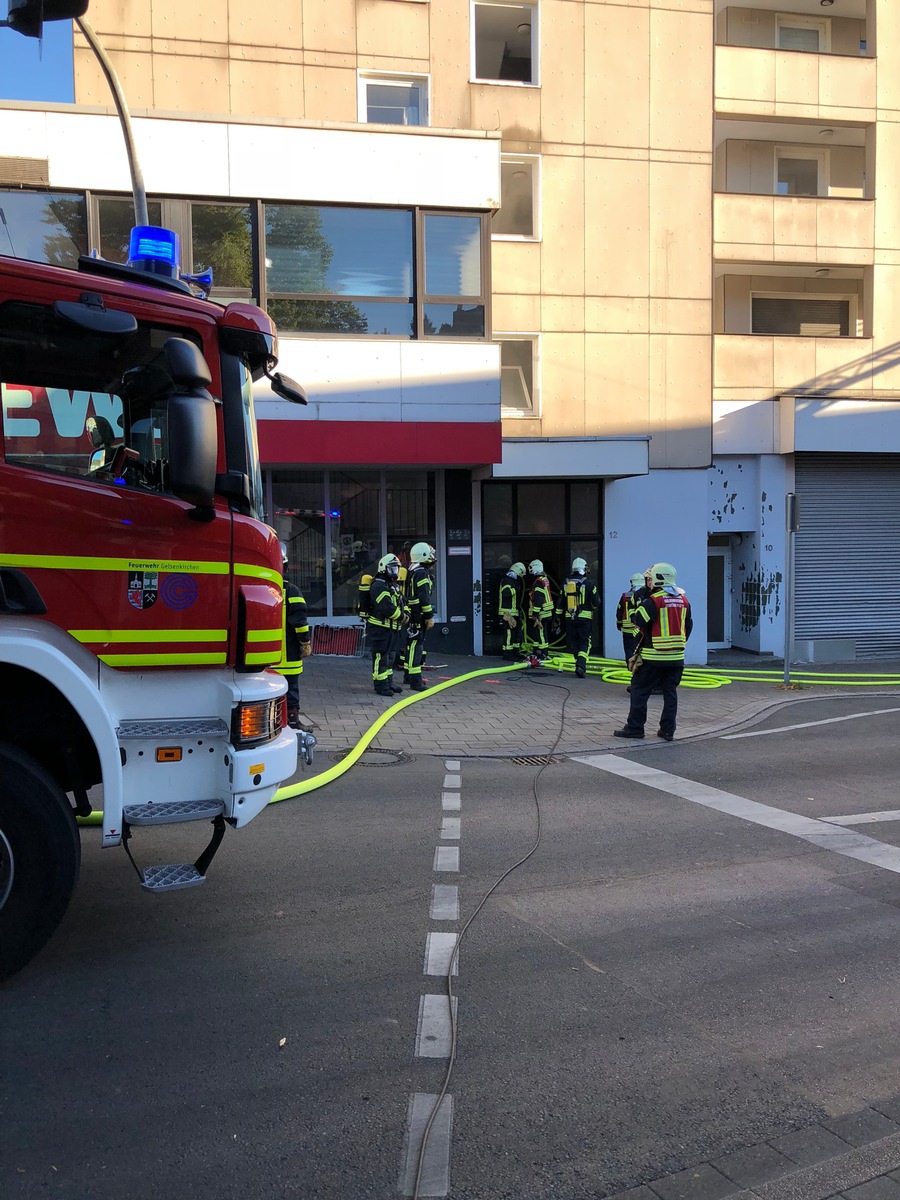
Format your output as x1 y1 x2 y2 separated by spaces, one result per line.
504 754 562 766
332 747 412 767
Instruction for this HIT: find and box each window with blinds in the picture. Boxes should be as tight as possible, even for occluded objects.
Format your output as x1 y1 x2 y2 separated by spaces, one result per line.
751 297 850 337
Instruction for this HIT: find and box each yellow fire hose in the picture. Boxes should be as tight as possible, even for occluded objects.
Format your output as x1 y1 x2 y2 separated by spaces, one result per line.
76 662 530 825
545 653 900 690
76 655 900 826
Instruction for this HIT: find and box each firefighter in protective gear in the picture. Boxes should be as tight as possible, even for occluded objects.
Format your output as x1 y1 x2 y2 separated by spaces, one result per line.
527 559 554 657
498 561 525 660
562 557 598 678
614 562 692 742
275 542 311 728
367 554 407 697
404 541 436 691
616 572 648 663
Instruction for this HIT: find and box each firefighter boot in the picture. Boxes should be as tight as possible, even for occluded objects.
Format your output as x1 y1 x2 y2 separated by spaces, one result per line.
409 678 428 692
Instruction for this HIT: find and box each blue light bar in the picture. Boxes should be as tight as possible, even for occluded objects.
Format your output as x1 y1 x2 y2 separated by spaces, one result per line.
128 225 180 278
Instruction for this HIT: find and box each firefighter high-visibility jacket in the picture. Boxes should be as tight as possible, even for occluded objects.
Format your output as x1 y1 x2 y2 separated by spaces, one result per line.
277 582 310 675
562 574 598 620
498 574 520 620
368 574 406 630
528 574 554 621
616 588 645 634
405 564 434 626
632 587 692 662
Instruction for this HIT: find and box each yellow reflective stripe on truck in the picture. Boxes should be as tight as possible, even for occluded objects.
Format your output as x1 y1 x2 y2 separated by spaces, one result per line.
234 563 282 584
98 652 229 667
0 553 229 574
70 629 228 644
244 650 283 665
246 629 282 643
0 554 279 580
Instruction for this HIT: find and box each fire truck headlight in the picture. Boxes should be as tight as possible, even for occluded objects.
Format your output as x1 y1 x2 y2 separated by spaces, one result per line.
232 699 281 748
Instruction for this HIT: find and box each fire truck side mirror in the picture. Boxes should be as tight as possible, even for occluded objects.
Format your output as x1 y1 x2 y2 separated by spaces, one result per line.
164 338 216 515
4 0 89 39
167 392 216 515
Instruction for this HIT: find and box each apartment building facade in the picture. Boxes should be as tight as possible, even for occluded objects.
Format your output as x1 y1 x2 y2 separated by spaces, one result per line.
0 0 896 659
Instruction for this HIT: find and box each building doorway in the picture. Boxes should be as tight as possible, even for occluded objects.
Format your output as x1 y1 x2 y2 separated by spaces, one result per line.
707 539 732 649
481 480 602 656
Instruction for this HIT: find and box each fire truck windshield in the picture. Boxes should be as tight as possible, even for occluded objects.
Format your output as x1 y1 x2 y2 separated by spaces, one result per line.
0 299 206 493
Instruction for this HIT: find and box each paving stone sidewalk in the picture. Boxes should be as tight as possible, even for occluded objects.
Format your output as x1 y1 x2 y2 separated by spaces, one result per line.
294 650 900 759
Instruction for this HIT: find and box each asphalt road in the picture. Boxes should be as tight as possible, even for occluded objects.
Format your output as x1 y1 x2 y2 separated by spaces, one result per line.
6 693 900 1199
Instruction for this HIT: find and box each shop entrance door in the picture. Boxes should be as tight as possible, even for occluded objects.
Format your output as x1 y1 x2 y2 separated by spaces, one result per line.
481 480 603 657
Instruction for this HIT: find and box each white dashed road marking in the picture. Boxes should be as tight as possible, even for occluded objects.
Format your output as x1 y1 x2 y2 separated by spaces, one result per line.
424 932 459 976
433 846 459 872
399 1093 453 1197
721 707 900 740
415 994 457 1058
575 753 900 875
402 762 462 1195
430 884 459 921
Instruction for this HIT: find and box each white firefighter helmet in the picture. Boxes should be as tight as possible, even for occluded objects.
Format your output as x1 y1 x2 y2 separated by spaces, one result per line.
630 572 645 590
510 561 526 578
279 540 289 568
571 557 587 574
410 541 436 565
529 559 544 575
650 562 677 588
378 553 401 577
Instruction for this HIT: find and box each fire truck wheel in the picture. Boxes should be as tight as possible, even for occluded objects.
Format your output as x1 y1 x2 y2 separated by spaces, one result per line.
0 743 81 983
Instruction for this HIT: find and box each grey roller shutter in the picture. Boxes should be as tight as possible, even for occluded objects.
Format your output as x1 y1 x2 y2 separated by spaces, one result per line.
795 453 900 658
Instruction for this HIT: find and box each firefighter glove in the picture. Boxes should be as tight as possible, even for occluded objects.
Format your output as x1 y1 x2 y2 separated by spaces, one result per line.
301 642 312 658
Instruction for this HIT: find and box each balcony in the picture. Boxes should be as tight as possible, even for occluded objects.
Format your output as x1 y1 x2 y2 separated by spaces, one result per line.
714 333 877 403
714 261 871 402
716 45 875 121
717 5 869 58
715 193 874 264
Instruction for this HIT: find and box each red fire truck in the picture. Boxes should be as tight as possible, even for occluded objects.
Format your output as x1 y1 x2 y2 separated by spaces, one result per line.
0 227 309 980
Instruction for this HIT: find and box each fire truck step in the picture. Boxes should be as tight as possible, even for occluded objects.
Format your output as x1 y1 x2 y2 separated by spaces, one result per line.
123 799 225 826
117 718 229 739
140 863 206 893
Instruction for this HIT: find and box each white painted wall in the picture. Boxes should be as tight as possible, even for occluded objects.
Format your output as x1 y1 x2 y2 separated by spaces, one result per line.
604 469 709 665
255 337 500 423
0 106 500 209
709 454 791 655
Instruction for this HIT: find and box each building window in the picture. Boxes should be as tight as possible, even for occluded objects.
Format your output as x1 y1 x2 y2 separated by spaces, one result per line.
265 204 415 337
421 213 487 338
775 147 828 197
497 337 537 415
189 202 253 298
751 294 855 337
493 156 539 238
776 14 830 53
358 74 428 126
96 195 252 300
472 2 538 85
0 189 86 269
271 468 437 620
